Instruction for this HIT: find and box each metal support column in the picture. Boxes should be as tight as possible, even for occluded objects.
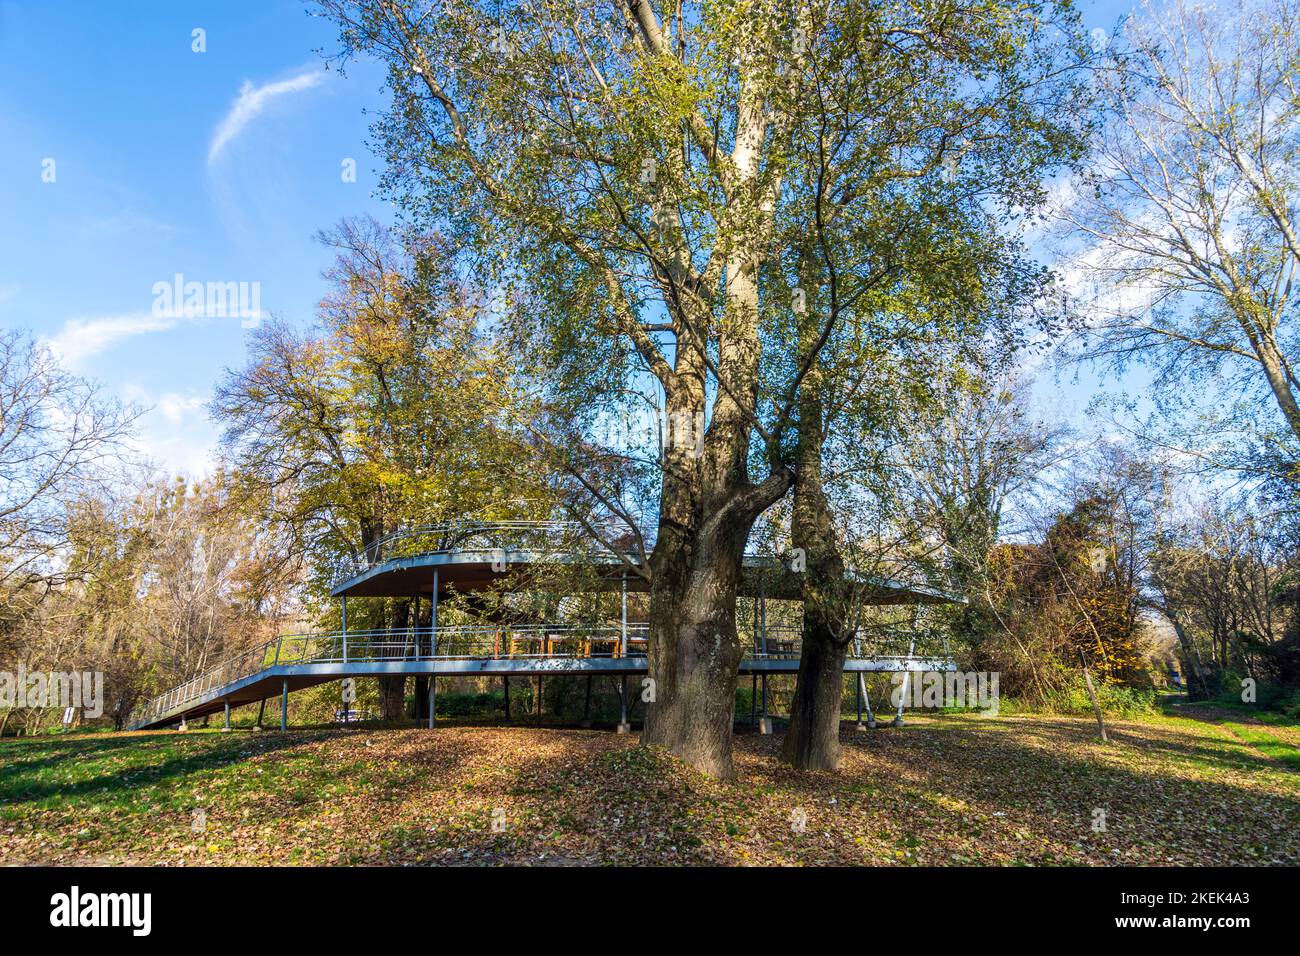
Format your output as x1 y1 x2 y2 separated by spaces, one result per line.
620 570 628 658
503 676 511 721
893 635 916 727
430 569 439 655
854 636 875 730
759 589 771 734
428 568 439 728
617 676 630 734
859 674 875 729
341 596 348 664
280 679 288 732
223 699 231 732
617 570 631 734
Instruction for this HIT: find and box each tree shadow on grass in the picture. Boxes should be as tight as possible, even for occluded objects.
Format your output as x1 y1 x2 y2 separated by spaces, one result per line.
17 716 1298 866
280 717 1300 866
815 715 1300 865
0 730 327 809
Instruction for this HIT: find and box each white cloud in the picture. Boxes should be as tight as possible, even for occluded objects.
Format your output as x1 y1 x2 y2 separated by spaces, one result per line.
45 313 177 368
122 384 217 477
69 210 177 240
208 68 327 166
157 392 207 426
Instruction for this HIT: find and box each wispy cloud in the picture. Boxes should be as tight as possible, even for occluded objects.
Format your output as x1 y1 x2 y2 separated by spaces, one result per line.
208 67 327 167
156 392 207 425
122 384 217 477
45 313 177 368
68 210 177 241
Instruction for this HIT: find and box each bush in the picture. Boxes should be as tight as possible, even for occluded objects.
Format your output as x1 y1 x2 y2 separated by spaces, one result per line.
1278 690 1300 719
432 691 506 718
1209 676 1300 717
1046 676 1158 718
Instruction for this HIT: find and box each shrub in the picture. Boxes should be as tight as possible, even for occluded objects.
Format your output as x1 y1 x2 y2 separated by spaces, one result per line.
1046 676 1158 717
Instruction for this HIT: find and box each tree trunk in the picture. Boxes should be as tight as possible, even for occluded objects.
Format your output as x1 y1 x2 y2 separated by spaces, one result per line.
641 408 789 779
1244 313 1300 443
782 611 848 770
1167 610 1209 700
378 676 406 721
639 295 787 778
379 599 408 720
412 675 429 719
637 52 787 779
780 296 849 771
781 466 850 770
642 520 752 779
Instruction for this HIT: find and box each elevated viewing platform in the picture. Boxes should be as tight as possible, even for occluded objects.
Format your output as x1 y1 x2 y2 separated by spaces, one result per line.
127 522 960 731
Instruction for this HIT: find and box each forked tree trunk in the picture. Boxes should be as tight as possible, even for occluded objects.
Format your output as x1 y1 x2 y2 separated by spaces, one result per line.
639 341 791 778
781 335 850 771
635 55 782 778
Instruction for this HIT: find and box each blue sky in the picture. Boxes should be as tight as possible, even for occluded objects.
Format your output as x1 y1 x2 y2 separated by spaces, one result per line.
0 0 1139 476
0 0 392 473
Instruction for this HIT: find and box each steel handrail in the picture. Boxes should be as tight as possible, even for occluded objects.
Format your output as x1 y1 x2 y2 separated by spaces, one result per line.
125 623 654 727
127 616 953 728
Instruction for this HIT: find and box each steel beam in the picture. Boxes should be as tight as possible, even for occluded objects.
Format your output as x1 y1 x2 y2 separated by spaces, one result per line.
427 676 435 729
893 635 917 727
620 570 628 658
758 589 771 733
617 675 630 734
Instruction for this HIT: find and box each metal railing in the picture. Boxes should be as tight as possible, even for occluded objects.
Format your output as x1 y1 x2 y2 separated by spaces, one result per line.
744 623 951 661
127 615 953 729
126 623 650 729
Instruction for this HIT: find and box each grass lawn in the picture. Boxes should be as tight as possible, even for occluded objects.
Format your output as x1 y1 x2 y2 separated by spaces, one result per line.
2 708 1298 866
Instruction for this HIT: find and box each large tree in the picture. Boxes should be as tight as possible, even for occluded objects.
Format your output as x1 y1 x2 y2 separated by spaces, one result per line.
318 0 1086 776
0 330 136 595
1058 0 1300 477
214 218 540 718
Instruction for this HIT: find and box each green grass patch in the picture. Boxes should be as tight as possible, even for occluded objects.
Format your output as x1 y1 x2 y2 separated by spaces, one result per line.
3 712 1298 866
1222 722 1300 771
